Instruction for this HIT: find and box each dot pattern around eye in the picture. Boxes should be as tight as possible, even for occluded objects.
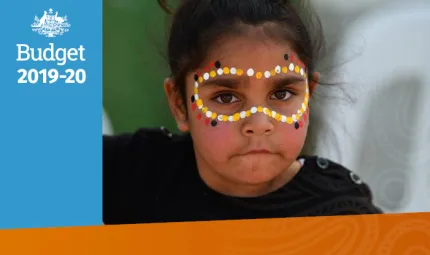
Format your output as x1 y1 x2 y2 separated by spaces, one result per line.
191 54 309 128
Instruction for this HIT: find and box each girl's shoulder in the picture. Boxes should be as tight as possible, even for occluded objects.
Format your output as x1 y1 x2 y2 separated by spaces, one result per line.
103 127 193 179
103 127 193 224
293 155 383 215
103 127 191 165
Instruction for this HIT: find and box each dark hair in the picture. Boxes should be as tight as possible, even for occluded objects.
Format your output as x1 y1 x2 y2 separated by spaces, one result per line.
158 0 325 106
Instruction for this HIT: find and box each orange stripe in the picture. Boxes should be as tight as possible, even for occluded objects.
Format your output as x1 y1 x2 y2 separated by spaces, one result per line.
0 213 429 254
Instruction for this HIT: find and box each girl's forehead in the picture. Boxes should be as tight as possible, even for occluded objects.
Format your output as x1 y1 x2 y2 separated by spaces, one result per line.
202 36 298 69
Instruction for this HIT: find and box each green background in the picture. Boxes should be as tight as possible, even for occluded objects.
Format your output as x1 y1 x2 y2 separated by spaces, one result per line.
103 0 178 134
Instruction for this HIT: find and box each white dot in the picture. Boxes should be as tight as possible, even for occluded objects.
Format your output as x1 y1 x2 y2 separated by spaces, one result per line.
230 68 237 75
263 108 269 115
194 94 199 100
194 82 199 87
289 63 294 71
247 68 254 76
305 98 308 104
275 66 281 73
250 107 257 114
264 71 271 78
281 115 287 123
292 115 297 121
203 73 210 80
228 116 234 122
198 104 203 110
206 111 212 118
240 111 246 118
297 110 302 116
306 88 309 93
271 111 277 118
217 69 223 75
300 69 304 76
218 115 223 121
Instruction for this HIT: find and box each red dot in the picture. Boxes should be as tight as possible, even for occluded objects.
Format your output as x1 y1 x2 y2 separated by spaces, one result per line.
299 121 304 128
205 67 209 72
197 72 201 77
210 61 215 67
205 118 210 126
303 113 307 122
191 103 197 111
197 114 202 120
291 55 295 62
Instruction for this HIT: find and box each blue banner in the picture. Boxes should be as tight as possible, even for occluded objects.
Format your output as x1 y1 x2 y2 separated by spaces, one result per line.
0 0 102 229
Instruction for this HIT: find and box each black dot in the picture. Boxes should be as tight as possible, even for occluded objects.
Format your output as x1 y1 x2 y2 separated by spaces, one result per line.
191 95 195 103
284 54 289 61
211 120 218 127
215 61 221 68
194 74 198 81
294 122 299 129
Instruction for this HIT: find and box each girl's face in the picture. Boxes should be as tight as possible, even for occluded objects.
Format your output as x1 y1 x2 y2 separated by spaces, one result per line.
166 35 318 195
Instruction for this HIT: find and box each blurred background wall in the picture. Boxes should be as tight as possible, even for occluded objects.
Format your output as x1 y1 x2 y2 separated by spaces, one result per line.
103 0 178 134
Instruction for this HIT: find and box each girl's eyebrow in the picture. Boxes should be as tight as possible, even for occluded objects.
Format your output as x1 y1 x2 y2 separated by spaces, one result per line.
198 75 306 89
199 76 242 89
272 76 306 88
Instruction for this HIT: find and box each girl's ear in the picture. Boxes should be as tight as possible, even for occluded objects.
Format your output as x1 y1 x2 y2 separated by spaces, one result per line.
309 72 320 97
164 78 190 132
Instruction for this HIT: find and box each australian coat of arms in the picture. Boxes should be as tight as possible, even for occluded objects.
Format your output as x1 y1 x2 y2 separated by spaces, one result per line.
31 8 71 38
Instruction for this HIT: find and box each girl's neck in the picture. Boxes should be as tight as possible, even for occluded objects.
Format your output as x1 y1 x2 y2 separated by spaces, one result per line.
195 156 302 198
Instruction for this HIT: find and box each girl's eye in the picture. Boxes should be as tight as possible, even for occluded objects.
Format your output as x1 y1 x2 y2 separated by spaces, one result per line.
271 90 292 101
214 93 240 104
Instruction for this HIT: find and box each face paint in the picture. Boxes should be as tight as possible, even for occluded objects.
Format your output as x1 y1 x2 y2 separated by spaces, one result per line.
192 53 309 129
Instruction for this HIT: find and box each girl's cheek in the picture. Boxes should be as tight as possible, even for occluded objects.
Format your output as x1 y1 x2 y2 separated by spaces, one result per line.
275 112 310 152
192 118 238 153
278 123 306 141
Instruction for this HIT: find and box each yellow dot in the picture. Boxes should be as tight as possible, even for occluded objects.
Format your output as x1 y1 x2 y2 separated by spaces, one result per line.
270 69 276 76
286 117 293 124
237 69 243 76
198 77 203 83
275 113 282 121
202 107 208 114
295 65 300 73
300 108 304 113
222 115 229 121
256 72 263 79
196 99 203 107
233 113 241 121
194 87 198 94
257 106 263 112
304 73 307 78
210 71 216 77
223 67 230 75
211 112 217 119
282 66 288 73
246 110 251 117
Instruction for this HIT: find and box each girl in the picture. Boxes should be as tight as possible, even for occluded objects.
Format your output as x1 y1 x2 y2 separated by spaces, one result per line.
103 0 382 225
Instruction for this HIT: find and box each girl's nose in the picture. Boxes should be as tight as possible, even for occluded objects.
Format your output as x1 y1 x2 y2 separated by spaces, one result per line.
241 112 275 137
